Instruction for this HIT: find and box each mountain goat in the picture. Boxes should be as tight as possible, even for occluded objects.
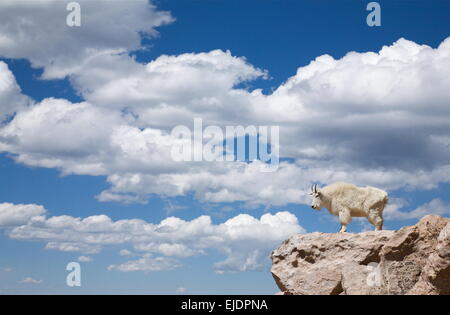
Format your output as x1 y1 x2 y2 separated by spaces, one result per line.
309 182 388 232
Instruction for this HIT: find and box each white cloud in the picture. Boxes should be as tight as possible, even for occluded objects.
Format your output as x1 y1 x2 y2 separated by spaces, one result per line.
386 198 450 220
0 61 32 121
45 242 101 254
0 98 124 175
133 243 199 258
2 202 304 272
119 249 133 256
72 50 266 115
77 256 93 263
1 37 450 207
0 203 46 226
107 254 181 272
20 277 42 284
93 36 450 203
0 0 173 79
271 37 450 169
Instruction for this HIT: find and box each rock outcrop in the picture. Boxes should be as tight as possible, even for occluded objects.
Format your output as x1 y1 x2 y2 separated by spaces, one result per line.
271 215 450 295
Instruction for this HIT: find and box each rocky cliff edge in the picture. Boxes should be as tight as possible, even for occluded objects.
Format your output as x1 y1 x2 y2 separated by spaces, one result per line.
271 215 450 295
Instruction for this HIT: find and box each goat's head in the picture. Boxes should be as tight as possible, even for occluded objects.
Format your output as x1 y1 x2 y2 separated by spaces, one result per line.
309 184 324 210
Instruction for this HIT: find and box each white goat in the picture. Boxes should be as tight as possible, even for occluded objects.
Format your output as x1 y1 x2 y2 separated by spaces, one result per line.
309 182 388 232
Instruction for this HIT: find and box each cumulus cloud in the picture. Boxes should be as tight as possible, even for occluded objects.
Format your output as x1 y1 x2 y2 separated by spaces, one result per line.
72 50 266 115
272 37 450 170
79 36 450 201
0 97 300 206
1 37 450 207
0 62 32 122
386 198 450 220
2 202 304 272
0 203 46 226
0 0 173 79
107 254 181 272
0 98 126 175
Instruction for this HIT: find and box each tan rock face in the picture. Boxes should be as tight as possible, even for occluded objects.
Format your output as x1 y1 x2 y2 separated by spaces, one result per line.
271 215 450 295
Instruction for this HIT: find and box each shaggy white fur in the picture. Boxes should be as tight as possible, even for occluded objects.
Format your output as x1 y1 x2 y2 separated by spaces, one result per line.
310 182 388 232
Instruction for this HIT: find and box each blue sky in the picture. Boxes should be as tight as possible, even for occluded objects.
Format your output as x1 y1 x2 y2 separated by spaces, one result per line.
0 0 450 294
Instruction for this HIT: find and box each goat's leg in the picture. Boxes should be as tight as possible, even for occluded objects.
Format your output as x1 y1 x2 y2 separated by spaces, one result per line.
338 209 351 233
368 209 383 231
